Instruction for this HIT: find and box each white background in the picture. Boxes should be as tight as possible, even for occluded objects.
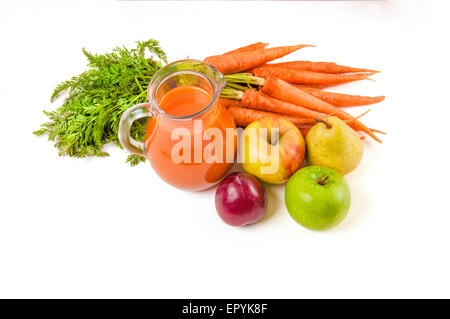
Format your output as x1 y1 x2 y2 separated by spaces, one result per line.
0 0 449 298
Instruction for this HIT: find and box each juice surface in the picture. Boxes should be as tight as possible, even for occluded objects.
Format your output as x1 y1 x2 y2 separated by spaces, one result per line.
159 86 211 116
145 85 236 191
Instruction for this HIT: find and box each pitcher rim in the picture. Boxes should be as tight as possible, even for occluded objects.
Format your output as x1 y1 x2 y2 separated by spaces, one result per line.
147 59 226 121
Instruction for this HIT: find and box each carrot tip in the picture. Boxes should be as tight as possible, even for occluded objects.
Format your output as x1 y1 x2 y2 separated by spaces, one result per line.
370 128 386 135
354 109 371 121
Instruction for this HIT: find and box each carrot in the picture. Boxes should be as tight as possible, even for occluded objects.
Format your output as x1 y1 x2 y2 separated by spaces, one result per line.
298 122 371 140
291 83 337 89
228 106 315 127
296 87 385 107
298 125 370 140
345 110 385 135
240 89 326 120
223 42 269 55
353 109 371 121
371 128 386 135
261 77 382 142
297 124 314 130
204 44 314 75
252 66 374 85
298 127 310 138
265 61 379 74
218 98 241 109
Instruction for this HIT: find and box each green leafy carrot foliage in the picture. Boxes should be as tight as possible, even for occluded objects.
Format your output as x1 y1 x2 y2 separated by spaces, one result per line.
34 39 167 165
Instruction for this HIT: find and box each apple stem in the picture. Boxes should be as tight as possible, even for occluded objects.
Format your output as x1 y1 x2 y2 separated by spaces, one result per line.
317 176 329 186
315 118 332 129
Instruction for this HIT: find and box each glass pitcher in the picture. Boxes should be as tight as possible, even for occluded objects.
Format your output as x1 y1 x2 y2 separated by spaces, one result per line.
119 60 236 191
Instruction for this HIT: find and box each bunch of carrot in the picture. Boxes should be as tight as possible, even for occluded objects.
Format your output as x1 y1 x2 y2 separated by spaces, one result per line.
204 42 385 142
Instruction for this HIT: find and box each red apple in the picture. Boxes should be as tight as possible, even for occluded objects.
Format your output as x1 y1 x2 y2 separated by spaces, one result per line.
215 172 267 226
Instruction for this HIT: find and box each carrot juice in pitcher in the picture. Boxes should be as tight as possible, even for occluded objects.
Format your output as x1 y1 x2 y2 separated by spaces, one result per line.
118 60 236 191
145 85 236 190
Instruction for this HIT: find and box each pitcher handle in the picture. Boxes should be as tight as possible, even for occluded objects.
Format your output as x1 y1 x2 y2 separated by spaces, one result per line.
118 103 153 156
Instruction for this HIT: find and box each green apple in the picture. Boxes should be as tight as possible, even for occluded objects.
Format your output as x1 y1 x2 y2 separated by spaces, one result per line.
240 116 305 184
285 166 351 230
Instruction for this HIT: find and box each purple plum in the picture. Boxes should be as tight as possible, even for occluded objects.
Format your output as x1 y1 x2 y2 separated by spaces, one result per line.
215 172 268 226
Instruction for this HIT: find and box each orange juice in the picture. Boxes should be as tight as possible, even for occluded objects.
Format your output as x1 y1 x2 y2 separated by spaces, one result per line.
144 85 236 191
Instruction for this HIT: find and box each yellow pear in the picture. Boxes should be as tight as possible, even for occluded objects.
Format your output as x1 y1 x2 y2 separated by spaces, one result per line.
306 116 363 175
